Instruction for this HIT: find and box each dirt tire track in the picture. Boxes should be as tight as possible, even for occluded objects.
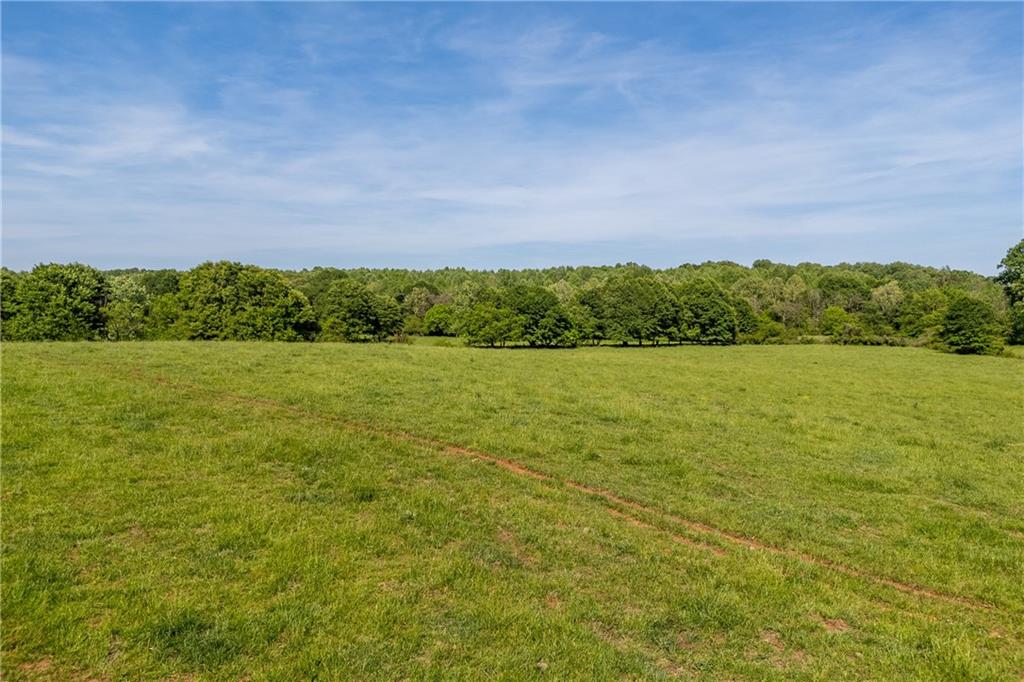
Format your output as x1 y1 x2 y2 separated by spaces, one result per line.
134 367 994 612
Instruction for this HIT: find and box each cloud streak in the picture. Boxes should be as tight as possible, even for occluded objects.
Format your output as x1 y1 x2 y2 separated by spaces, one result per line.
2 3 1021 272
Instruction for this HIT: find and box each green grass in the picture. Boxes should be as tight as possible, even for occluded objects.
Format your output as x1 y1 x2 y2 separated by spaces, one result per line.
3 342 1022 680
1004 345 1024 359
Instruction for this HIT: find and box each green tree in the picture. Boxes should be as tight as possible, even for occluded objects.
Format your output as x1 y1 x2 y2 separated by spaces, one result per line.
5 263 109 340
373 296 404 341
730 296 759 336
423 304 456 336
861 280 905 333
530 307 576 347
564 300 600 345
318 279 376 341
456 303 522 347
995 239 1024 305
317 278 401 341
103 275 149 340
146 293 185 340
819 306 850 336
178 261 315 341
403 286 435 318
939 294 1002 355
1 268 18 332
589 276 678 345
773 275 811 328
290 267 348 306
502 285 562 346
676 279 737 344
817 271 874 311
1008 301 1024 345
869 280 904 326
899 289 948 338
136 269 181 298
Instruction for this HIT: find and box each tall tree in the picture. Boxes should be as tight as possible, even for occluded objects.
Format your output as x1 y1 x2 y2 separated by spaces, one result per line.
177 261 315 341
317 278 401 341
104 275 149 341
5 263 109 340
589 276 678 345
676 279 738 344
995 239 1024 305
940 294 1002 355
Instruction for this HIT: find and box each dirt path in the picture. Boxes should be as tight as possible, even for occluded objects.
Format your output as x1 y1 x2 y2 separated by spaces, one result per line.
135 367 994 612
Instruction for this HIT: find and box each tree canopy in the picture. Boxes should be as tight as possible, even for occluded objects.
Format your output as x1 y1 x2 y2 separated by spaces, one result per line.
2 248 1019 357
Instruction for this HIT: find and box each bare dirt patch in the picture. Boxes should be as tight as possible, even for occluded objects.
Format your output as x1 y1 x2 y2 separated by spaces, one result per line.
18 659 54 674
819 617 850 633
761 630 784 652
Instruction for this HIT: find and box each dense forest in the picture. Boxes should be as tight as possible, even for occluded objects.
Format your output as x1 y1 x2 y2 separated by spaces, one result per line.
3 240 1022 355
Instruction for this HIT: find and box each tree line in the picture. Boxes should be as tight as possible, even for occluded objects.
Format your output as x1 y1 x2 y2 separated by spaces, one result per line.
2 240 1022 355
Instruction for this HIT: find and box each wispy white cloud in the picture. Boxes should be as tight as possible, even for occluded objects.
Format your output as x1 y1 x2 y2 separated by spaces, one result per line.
2 3 1020 271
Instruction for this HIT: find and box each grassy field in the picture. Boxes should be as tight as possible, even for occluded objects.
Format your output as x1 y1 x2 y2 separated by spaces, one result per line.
2 342 1022 680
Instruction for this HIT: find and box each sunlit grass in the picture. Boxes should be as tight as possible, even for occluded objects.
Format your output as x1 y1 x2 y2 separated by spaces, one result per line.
3 342 1022 679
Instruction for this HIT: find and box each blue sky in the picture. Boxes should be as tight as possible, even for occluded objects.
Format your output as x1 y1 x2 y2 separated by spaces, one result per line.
2 2 1021 273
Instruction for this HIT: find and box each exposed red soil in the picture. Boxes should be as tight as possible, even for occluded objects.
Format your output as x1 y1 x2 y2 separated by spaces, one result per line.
605 507 725 556
132 367 995 612
18 659 53 674
819 617 850 633
761 630 785 652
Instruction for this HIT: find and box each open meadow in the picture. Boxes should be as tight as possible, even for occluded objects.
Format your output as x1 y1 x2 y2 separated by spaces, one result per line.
2 342 1023 680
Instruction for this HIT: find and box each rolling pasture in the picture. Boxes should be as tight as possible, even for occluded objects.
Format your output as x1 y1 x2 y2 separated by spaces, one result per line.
2 342 1022 679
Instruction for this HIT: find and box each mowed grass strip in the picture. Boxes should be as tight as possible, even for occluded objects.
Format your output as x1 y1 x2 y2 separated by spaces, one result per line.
2 343 1023 679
